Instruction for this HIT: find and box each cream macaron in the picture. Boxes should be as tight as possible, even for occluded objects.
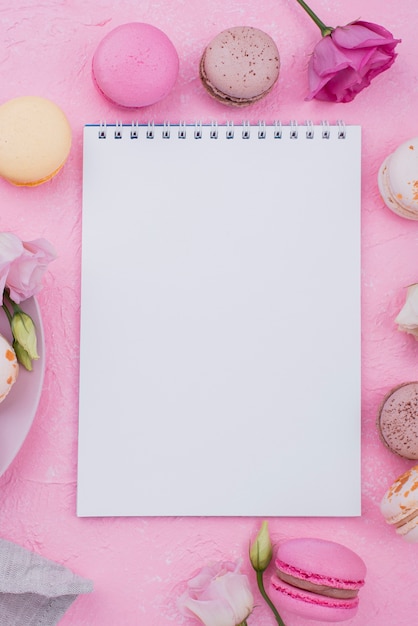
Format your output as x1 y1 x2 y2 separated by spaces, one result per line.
200 26 280 107
378 137 418 219
380 465 418 542
0 334 18 404
0 96 72 186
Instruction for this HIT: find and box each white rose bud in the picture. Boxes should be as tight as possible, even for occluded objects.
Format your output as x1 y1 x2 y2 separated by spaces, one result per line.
395 283 418 339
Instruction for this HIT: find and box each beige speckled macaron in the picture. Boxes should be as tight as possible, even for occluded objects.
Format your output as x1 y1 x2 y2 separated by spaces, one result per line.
0 96 72 186
199 26 280 107
377 382 418 460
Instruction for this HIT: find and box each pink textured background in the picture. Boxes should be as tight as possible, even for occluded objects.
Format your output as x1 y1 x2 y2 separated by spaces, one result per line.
0 1 417 624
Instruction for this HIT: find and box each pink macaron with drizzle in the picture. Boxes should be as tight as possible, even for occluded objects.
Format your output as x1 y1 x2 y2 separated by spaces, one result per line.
270 538 366 622
92 22 179 108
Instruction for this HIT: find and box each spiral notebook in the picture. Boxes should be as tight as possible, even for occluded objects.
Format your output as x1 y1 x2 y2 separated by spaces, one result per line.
78 121 362 517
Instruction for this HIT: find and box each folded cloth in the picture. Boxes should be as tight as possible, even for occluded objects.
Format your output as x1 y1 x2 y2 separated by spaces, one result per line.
0 538 93 625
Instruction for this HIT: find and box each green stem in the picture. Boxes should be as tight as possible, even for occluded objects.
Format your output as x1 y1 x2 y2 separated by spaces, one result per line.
3 290 22 314
294 0 333 36
2 303 12 324
256 571 286 626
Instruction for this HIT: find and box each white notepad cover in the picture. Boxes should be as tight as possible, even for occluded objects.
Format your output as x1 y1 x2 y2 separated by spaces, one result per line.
78 122 361 517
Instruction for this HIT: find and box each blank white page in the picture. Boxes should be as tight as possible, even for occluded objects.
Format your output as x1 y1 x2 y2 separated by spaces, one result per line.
78 122 361 517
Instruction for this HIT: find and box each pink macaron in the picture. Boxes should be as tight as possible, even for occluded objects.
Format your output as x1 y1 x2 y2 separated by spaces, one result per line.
92 22 179 108
270 538 366 622
380 465 418 542
199 26 280 107
378 137 418 219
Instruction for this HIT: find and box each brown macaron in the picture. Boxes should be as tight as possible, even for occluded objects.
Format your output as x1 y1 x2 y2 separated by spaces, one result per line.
199 26 280 107
377 382 418 459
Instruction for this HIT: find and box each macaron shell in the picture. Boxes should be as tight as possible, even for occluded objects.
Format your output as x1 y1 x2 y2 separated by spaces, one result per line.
380 465 418 540
92 22 179 108
377 382 418 459
377 156 394 207
378 138 418 219
270 574 359 623
0 96 71 186
200 26 280 106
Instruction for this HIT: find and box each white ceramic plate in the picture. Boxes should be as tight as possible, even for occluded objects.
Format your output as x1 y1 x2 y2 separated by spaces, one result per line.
0 297 45 476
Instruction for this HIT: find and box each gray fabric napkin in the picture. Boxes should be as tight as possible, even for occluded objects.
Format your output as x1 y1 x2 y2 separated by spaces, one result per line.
0 538 93 625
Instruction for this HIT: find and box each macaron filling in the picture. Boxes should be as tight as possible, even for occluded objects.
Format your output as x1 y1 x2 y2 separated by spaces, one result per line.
275 559 364 595
11 161 66 187
271 575 359 609
393 508 418 529
199 54 275 106
276 571 359 599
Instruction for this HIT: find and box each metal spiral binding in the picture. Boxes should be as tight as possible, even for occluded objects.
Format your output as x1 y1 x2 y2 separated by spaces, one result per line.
337 120 346 139
96 121 348 140
146 121 154 139
98 121 106 139
178 121 187 139
273 121 282 138
114 121 123 139
194 121 203 139
210 121 218 139
242 121 250 139
162 121 170 139
130 122 138 139
226 121 234 139
258 121 266 139
290 120 298 139
177 122 187 139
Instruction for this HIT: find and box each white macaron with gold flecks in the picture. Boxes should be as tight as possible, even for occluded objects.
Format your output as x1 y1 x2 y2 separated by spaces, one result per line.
378 137 418 220
0 334 18 404
380 465 418 541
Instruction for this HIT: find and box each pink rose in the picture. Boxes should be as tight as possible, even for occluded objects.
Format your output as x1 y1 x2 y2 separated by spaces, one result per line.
0 232 56 304
307 21 401 103
179 560 254 626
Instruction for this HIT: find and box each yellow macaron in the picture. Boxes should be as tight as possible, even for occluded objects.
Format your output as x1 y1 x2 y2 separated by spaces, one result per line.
0 96 72 186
